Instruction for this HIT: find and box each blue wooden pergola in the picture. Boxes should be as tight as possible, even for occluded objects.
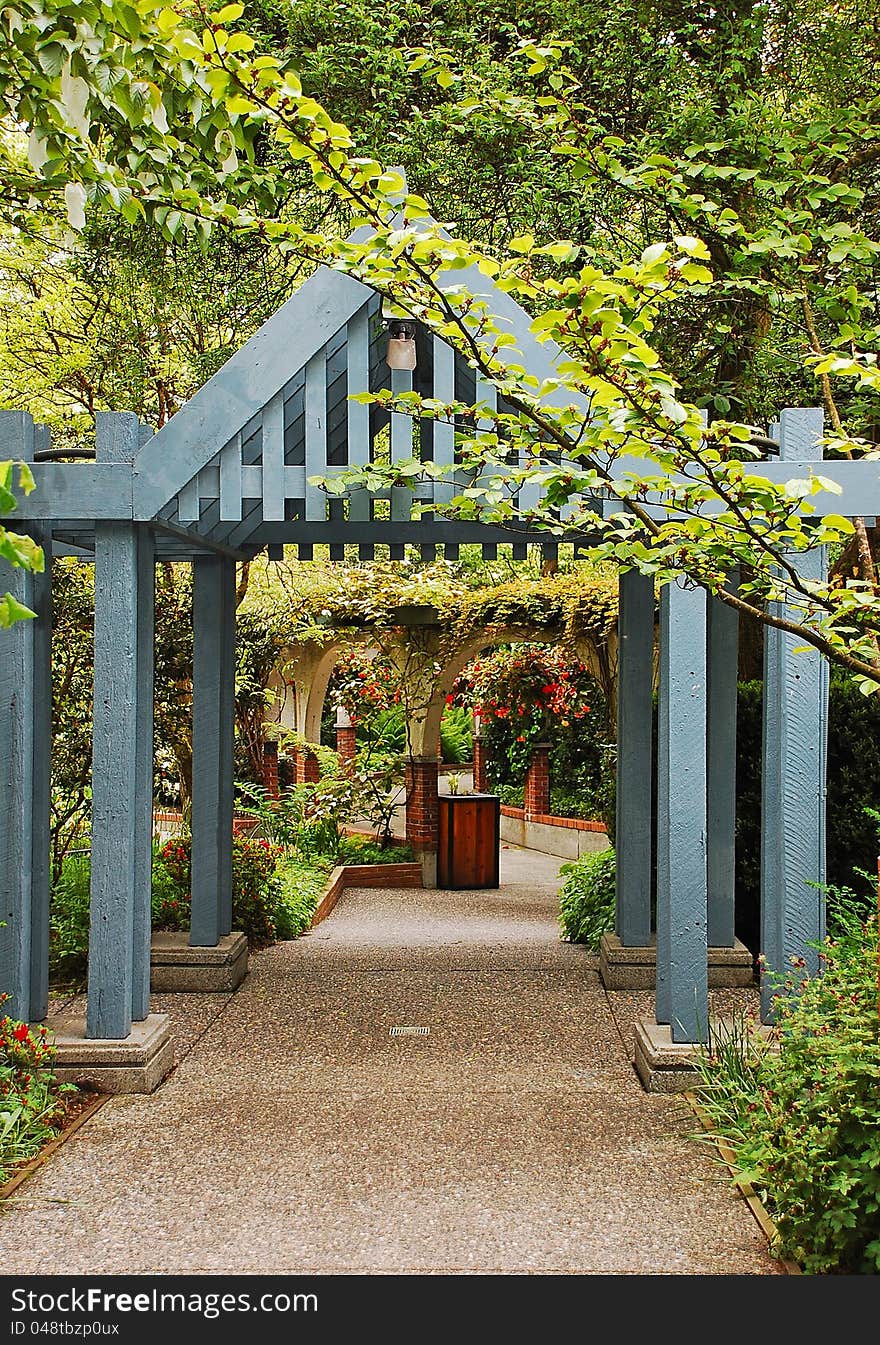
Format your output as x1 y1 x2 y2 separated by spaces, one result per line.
0 253 853 1080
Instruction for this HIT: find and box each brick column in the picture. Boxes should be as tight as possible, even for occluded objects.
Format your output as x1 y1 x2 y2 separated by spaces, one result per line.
295 747 321 784
405 756 439 855
524 742 551 817
335 706 356 776
473 735 489 794
262 740 279 798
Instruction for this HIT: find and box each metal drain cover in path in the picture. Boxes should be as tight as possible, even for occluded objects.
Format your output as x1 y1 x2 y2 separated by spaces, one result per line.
389 1025 430 1037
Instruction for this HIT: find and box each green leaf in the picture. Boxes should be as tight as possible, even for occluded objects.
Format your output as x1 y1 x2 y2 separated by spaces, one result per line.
0 593 36 628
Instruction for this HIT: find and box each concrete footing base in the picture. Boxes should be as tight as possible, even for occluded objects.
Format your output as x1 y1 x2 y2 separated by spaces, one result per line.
150 931 249 992
633 1019 705 1093
600 933 754 990
418 851 438 889
47 1014 173 1094
633 1016 775 1093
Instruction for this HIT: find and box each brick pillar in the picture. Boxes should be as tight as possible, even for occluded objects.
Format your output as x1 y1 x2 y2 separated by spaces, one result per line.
296 747 321 784
335 706 356 776
405 756 439 856
262 739 279 798
473 735 489 794
524 742 551 817
336 725 356 775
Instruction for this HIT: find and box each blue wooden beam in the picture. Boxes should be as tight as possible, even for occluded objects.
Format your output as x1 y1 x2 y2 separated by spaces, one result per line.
347 304 372 526
707 582 738 947
761 408 828 1021
656 578 708 1043
615 569 654 946
22 463 133 519
190 555 236 945
263 390 287 522
303 356 326 523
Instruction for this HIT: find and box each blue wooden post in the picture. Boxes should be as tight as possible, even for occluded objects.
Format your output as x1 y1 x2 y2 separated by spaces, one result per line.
0 411 52 1022
656 578 709 1042
191 555 236 945
707 581 739 947
132 525 155 1021
761 407 828 1021
27 517 52 1023
615 569 654 945
87 414 151 1039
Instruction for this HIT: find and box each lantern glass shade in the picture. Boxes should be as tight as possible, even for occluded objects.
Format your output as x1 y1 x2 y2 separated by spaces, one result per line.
386 319 417 370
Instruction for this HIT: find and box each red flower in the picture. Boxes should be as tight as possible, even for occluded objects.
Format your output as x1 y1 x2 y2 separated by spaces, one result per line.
12 1023 29 1044
445 693 455 704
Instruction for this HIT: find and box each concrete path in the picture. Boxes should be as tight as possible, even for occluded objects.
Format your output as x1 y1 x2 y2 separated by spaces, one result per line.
1 846 778 1274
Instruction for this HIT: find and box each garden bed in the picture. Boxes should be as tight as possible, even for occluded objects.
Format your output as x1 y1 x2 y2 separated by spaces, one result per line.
0 1090 107 1205
500 804 609 860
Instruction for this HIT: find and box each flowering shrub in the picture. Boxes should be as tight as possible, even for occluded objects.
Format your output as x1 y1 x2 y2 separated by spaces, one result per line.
452 644 613 822
0 997 73 1183
695 915 880 1274
153 835 284 948
330 647 402 724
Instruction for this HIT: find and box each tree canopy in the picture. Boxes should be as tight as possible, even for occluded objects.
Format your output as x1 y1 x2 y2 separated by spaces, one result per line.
2 1 880 680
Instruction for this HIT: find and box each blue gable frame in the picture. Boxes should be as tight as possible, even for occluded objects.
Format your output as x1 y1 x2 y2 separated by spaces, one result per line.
0 216 851 1080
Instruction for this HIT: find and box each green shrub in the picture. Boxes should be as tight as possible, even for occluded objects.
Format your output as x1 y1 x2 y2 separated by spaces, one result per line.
0 999 74 1183
274 856 332 939
558 847 616 949
440 705 473 764
335 834 415 865
49 853 92 983
695 916 880 1274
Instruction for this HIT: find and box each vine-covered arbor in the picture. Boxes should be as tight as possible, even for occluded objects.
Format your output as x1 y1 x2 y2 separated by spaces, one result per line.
0 244 857 1090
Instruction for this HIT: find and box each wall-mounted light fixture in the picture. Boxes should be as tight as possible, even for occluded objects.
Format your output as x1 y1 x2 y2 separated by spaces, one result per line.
385 318 417 371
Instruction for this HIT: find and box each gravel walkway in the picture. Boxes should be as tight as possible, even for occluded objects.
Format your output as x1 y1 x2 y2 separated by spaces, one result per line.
0 845 779 1274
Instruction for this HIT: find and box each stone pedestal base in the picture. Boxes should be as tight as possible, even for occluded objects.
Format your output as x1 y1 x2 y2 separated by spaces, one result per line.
47 1014 173 1094
634 1016 775 1093
600 933 754 990
150 931 248 992
633 1019 704 1093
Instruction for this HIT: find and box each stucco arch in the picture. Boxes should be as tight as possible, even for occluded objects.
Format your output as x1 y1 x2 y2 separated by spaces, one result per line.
411 624 612 762
267 635 378 750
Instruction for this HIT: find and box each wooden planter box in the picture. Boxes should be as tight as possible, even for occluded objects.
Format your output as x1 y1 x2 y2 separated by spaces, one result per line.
437 794 500 890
